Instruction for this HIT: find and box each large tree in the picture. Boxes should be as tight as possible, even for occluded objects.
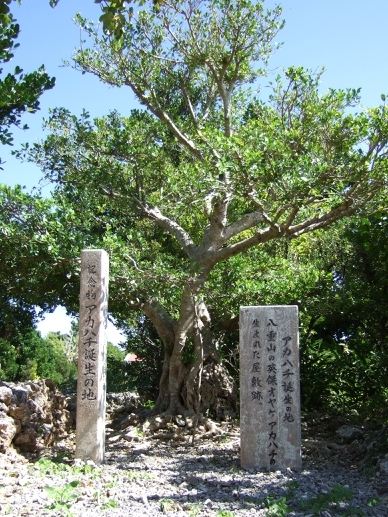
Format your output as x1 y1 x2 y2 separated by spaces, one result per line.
23 0 387 416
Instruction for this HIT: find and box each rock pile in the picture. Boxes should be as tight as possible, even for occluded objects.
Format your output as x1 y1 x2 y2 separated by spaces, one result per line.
201 362 237 419
0 380 70 453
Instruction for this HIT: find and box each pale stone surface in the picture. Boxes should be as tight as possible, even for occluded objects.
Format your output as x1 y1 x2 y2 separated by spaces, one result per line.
0 386 12 406
75 249 109 464
240 305 301 471
0 414 18 452
0 380 69 453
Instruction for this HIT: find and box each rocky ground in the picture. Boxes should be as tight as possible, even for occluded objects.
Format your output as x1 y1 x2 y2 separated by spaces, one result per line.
1 414 388 517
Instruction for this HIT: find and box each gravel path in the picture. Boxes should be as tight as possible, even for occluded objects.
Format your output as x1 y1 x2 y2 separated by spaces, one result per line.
1 425 387 516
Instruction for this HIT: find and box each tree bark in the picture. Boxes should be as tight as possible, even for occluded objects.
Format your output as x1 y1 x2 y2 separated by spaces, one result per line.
146 270 218 416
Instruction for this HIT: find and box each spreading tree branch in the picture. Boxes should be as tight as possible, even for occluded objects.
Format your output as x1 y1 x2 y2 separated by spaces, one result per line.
222 210 265 241
141 203 199 260
208 225 282 264
142 300 176 350
123 74 203 160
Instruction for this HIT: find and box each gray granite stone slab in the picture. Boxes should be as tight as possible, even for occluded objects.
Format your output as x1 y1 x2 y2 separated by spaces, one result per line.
240 305 301 471
75 249 109 464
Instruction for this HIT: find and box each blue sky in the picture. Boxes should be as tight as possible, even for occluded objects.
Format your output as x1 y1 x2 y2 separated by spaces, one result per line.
1 0 388 191
1 0 135 190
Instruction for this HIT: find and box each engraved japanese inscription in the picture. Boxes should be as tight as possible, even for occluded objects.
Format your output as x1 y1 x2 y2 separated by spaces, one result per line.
240 306 301 471
75 249 109 464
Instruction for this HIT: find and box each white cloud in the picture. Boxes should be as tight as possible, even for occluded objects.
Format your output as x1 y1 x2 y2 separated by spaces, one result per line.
106 320 127 347
36 306 126 346
36 306 72 336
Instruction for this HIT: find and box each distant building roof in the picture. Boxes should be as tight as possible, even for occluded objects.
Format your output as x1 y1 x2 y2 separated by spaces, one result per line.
124 353 142 363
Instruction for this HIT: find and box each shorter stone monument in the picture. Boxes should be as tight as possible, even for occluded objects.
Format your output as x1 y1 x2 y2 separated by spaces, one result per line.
240 305 301 471
75 249 109 464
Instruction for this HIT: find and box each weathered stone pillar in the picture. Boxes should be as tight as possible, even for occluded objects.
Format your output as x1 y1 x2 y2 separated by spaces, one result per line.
240 305 301 471
75 249 109 464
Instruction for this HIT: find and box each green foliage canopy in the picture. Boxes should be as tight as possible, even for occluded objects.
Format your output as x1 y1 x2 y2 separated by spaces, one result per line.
0 329 76 385
301 212 388 416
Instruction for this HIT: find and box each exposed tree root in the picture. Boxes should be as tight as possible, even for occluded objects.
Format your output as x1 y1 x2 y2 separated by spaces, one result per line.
145 414 222 442
110 412 225 445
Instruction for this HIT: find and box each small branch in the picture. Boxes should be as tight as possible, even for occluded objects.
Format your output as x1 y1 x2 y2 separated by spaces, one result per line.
283 206 299 229
204 58 234 137
201 96 216 124
123 75 203 160
181 82 198 127
77 45 203 161
288 172 385 238
287 200 355 238
222 210 265 241
210 225 282 264
142 203 198 260
223 88 233 137
247 189 280 230
126 255 144 272
202 192 232 250
142 300 176 351
100 186 123 198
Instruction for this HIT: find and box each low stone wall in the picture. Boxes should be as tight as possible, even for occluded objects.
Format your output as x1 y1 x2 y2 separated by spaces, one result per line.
0 380 71 454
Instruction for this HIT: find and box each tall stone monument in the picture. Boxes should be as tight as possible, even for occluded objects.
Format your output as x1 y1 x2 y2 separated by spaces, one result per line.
76 249 109 464
240 305 301 471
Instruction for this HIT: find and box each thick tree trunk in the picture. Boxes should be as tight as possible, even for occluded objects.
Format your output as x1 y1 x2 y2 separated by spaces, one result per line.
142 300 175 413
154 346 172 412
184 319 205 415
144 272 215 415
164 278 208 415
143 270 236 417
161 314 235 418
